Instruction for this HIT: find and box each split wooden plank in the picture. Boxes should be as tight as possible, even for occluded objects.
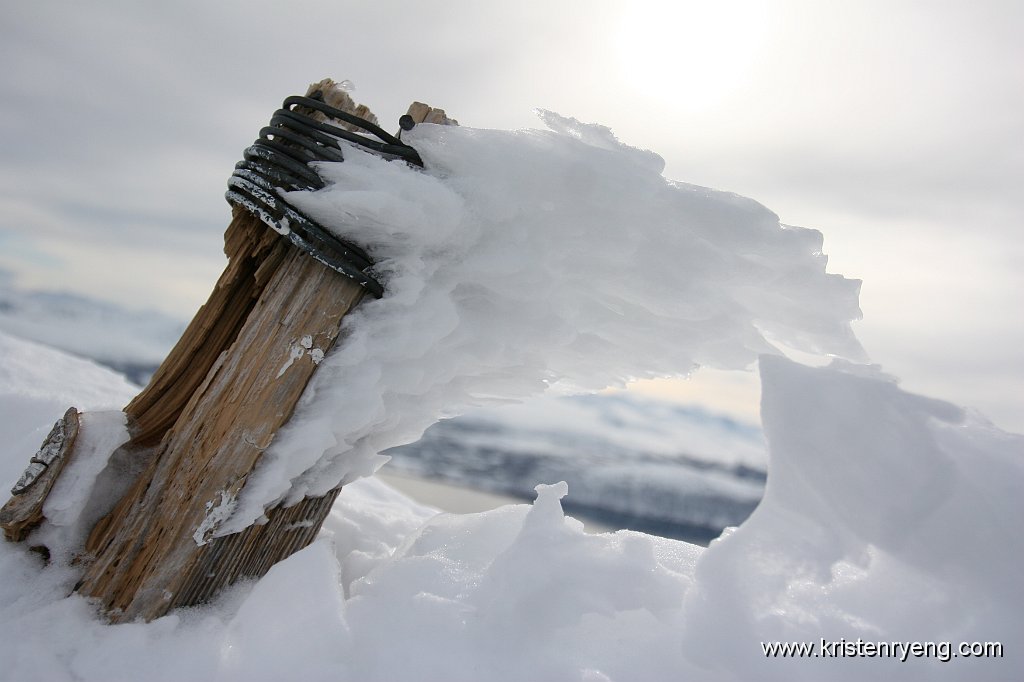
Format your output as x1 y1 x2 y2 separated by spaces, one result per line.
405 101 459 127
0 408 80 542
124 213 282 445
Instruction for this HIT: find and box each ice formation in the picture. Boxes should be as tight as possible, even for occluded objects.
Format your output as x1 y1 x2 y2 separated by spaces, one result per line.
223 111 863 533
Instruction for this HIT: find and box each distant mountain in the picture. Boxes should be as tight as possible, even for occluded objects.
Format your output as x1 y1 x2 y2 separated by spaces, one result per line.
0 275 184 385
384 392 766 543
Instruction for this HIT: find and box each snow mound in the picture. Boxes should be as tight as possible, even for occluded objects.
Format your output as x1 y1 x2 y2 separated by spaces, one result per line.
0 349 1019 680
0 330 137 493
226 112 864 532
680 356 1022 676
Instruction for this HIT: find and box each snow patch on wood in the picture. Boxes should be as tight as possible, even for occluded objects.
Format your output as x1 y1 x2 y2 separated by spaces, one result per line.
193 491 237 546
277 335 325 377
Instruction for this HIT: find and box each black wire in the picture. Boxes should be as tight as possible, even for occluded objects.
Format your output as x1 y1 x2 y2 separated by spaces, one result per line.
282 96 410 149
225 93 423 298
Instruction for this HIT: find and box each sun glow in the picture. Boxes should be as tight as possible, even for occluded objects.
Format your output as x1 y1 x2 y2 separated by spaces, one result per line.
613 1 771 112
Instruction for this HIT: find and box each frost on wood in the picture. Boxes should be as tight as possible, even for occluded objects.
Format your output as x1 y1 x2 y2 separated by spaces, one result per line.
0 407 80 541
193 491 237 546
276 334 326 378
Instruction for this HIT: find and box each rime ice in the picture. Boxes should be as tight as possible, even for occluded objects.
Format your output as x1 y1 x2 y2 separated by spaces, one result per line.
226 112 864 532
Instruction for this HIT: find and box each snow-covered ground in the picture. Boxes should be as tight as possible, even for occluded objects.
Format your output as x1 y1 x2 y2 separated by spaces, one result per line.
1 329 1020 680
0 111 1020 680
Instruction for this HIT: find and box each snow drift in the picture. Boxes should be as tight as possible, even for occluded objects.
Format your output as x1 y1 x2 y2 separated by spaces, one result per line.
0 331 1019 680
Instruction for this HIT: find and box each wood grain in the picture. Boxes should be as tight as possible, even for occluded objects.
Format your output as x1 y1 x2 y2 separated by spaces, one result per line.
78 239 364 620
1 82 457 622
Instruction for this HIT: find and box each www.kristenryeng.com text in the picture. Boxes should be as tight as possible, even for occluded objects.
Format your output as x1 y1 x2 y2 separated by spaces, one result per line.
761 638 1003 663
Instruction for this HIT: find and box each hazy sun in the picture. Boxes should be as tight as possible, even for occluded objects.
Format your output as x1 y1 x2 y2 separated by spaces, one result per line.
613 0 771 112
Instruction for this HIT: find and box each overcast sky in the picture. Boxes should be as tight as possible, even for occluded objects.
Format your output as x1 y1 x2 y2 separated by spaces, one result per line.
2 0 1021 431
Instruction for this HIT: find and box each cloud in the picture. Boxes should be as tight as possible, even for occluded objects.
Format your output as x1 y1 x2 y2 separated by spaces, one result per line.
1 0 1021 430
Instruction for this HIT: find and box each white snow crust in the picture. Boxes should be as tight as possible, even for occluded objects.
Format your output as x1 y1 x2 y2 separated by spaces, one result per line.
225 112 864 533
0 336 1019 680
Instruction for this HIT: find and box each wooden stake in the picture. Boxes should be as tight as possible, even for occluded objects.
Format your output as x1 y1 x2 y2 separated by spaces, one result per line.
2 79 456 622
76 208 365 621
63 80 363 620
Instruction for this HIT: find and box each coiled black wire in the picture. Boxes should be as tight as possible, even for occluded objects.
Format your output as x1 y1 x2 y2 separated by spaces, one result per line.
226 92 424 298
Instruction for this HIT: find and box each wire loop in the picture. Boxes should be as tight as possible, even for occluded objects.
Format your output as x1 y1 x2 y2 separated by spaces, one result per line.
226 91 423 298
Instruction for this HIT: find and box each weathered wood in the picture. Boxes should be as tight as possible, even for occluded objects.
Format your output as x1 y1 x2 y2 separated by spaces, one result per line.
405 101 458 127
123 78 375 448
311 78 381 132
125 214 282 445
167 485 342 609
0 408 80 541
1 80 458 622
78 239 364 620
73 79 376 621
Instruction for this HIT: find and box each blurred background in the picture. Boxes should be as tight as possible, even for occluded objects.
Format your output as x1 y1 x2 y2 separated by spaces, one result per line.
2 1 1021 541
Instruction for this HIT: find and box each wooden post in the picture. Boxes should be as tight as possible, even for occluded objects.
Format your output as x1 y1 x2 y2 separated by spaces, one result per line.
76 210 365 621
1 79 456 622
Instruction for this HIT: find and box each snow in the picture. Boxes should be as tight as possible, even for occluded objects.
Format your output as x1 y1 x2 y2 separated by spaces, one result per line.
225 111 864 533
0 112 1020 679
0 340 1020 679
0 330 137 495
37 410 132 562
194 491 238 547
